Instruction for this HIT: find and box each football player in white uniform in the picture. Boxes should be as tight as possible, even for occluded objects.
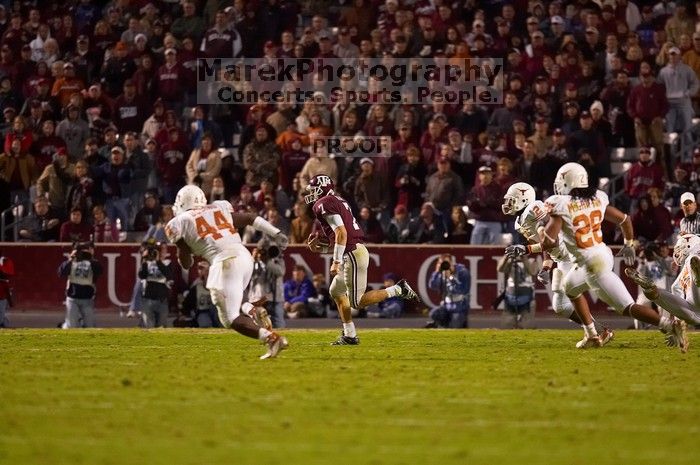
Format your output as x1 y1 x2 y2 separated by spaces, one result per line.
166 185 290 359
502 182 612 346
626 234 700 337
506 163 688 352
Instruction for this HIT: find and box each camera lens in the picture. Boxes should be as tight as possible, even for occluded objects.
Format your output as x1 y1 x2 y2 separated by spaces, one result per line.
440 260 451 271
268 246 280 258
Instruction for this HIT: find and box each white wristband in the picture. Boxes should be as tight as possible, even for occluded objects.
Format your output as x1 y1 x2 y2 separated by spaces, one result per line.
333 243 346 262
253 216 280 237
625 239 635 247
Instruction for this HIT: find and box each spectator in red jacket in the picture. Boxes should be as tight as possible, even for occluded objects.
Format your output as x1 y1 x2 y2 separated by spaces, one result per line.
631 188 673 243
624 146 665 211
627 70 668 166
156 127 189 204
155 48 185 114
59 208 93 242
467 164 505 245
4 115 33 155
0 249 14 327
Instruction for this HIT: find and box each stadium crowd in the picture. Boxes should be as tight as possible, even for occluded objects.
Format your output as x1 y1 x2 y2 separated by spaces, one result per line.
1 0 700 247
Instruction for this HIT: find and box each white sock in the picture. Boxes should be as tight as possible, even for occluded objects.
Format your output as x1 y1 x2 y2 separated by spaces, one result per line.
658 315 673 332
258 328 272 341
585 323 598 338
386 284 399 298
343 322 356 338
241 302 254 317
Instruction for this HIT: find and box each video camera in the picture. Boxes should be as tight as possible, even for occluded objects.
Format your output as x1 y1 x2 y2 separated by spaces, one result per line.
141 238 160 261
73 241 94 261
257 237 281 260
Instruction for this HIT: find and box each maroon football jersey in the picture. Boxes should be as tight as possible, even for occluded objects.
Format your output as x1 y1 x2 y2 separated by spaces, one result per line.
312 195 365 252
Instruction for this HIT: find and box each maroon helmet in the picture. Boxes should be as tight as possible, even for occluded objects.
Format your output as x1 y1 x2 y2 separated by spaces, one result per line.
304 174 335 205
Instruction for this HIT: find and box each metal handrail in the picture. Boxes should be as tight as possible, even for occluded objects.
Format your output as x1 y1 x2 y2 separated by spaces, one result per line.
1 199 27 242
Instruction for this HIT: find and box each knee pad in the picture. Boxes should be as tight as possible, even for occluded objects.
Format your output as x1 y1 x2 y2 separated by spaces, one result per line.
210 289 230 328
551 292 574 318
551 268 564 293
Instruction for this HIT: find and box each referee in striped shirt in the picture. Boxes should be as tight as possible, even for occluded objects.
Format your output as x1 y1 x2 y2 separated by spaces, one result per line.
679 192 700 235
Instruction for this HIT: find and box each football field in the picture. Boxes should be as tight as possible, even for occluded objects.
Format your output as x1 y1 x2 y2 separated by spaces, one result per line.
1 329 698 465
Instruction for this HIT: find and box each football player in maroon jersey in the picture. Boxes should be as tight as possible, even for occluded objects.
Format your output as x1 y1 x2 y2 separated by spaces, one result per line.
304 174 420 345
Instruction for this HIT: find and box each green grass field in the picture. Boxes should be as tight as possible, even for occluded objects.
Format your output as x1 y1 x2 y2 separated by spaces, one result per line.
1 329 699 465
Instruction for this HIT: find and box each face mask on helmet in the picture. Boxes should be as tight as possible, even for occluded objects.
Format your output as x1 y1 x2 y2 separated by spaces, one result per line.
304 175 334 205
304 185 322 205
673 234 700 266
502 183 535 215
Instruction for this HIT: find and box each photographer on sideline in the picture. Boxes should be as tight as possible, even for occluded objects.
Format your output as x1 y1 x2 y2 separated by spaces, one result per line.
137 240 174 328
249 237 286 328
425 254 470 328
58 242 102 328
497 254 538 329
181 261 222 328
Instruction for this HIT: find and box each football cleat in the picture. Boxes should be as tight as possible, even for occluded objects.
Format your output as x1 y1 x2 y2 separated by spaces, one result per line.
624 268 656 292
664 332 678 348
260 332 288 360
670 318 689 354
331 332 360 345
598 327 614 347
252 306 272 331
575 335 602 349
690 256 700 287
396 279 420 301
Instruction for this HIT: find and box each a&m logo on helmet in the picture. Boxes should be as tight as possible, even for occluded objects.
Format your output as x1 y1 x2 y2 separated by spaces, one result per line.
304 175 335 205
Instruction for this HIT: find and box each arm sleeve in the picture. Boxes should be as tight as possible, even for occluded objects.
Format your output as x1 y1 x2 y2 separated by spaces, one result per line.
324 214 344 231
428 271 443 290
138 262 148 279
58 260 71 277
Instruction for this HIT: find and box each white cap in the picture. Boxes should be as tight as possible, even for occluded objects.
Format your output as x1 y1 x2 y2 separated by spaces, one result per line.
551 16 564 25
669 46 681 55
681 192 696 204
590 100 604 113
360 157 374 165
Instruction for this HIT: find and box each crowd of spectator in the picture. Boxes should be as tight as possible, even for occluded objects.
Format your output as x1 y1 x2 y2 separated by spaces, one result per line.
0 0 699 247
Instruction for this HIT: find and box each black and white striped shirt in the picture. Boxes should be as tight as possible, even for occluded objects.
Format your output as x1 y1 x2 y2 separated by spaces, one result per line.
680 213 700 235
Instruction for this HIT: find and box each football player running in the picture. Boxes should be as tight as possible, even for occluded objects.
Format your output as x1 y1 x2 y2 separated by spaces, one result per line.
166 185 290 359
304 174 420 345
626 234 700 340
502 182 613 347
505 163 688 352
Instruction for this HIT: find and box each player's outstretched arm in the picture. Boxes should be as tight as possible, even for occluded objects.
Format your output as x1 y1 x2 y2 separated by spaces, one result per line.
605 206 636 265
505 216 561 259
232 212 288 249
175 239 193 270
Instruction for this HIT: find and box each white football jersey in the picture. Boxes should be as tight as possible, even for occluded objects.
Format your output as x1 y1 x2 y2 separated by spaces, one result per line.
672 254 700 306
515 200 572 264
545 190 609 266
165 200 242 264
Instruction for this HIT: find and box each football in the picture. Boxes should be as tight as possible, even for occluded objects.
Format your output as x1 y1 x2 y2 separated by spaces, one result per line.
310 232 330 247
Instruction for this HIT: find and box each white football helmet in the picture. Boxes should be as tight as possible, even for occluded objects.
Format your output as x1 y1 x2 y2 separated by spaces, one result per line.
502 182 536 215
553 162 588 195
673 234 700 266
173 185 207 214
